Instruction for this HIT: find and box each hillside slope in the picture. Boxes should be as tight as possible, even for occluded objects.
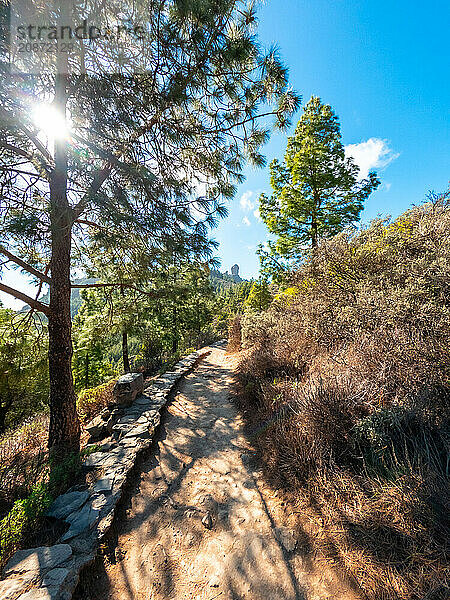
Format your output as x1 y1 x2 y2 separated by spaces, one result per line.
232 197 450 600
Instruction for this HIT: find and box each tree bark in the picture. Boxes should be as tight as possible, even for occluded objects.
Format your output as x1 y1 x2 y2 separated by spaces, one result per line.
84 350 90 388
47 70 80 458
122 331 131 373
0 401 8 434
311 216 318 249
120 286 131 373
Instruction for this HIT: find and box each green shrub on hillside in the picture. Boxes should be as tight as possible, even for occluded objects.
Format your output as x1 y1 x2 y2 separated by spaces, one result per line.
0 309 49 433
0 448 83 568
77 379 116 423
0 483 52 566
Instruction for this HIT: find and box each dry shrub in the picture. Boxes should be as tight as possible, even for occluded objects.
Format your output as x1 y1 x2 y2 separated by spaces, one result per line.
0 416 48 517
306 468 450 600
235 196 450 599
227 316 242 352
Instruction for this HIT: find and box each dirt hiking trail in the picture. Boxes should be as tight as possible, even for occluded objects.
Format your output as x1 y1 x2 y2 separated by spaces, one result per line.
83 345 362 600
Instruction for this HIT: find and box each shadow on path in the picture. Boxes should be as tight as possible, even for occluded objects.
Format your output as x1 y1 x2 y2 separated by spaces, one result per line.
75 347 361 600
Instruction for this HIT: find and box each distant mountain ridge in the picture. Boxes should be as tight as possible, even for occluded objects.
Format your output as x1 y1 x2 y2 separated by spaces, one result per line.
19 269 245 315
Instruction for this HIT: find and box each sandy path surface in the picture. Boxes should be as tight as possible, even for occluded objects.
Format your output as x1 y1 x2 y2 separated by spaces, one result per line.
91 345 362 600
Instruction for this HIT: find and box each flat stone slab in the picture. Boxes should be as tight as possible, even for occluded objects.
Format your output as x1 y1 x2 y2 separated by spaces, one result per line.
122 423 150 439
4 545 72 577
40 566 70 588
115 415 139 425
93 476 115 494
83 451 112 468
134 395 154 406
85 414 109 440
47 491 90 520
61 496 109 541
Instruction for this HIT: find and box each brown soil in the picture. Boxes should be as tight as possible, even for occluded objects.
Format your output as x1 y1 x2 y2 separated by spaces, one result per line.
78 346 364 600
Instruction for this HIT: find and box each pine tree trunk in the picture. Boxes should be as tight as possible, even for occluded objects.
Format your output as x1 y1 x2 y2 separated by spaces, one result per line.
122 331 131 373
0 386 12 434
84 350 89 388
0 403 7 434
47 70 80 459
120 286 131 373
311 218 318 249
172 305 178 353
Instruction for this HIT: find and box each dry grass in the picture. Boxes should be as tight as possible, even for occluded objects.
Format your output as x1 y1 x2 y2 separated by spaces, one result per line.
0 415 48 517
227 316 242 353
233 196 450 600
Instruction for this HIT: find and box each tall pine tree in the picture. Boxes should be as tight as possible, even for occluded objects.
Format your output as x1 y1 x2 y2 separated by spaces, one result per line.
0 0 300 460
258 96 379 277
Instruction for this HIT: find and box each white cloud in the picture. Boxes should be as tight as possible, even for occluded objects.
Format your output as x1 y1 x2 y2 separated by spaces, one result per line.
242 216 251 226
345 138 399 180
253 208 262 221
240 190 255 211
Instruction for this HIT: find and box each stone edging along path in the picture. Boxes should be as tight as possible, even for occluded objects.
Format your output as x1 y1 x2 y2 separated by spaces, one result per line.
0 345 219 600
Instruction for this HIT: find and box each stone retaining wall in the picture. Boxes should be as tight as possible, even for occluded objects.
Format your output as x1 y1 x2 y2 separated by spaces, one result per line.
0 345 218 600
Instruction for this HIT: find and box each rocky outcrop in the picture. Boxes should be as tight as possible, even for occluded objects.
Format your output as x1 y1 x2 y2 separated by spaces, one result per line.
0 346 218 600
112 372 144 407
85 407 121 442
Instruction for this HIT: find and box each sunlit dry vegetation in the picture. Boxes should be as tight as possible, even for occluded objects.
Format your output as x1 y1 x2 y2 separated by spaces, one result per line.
232 193 450 599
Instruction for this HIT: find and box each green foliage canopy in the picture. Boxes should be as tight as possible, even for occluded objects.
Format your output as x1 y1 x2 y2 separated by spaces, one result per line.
0 308 48 433
258 96 380 278
244 280 272 312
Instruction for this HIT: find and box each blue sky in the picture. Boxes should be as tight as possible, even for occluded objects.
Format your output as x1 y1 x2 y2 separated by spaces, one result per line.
1 0 448 307
215 0 450 279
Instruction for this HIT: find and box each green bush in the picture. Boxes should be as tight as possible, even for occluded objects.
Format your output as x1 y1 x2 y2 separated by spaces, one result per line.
351 405 449 479
0 483 51 567
0 450 83 567
77 379 116 423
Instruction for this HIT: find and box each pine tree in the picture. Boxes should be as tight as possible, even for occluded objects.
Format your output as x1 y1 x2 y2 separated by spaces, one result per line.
0 307 48 432
258 96 379 277
72 290 117 391
0 1 299 459
244 280 272 312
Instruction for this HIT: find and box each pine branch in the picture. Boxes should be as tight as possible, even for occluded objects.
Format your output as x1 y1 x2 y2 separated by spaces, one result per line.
0 282 50 315
71 282 158 299
0 245 52 284
0 166 47 179
71 114 160 220
0 141 32 160
0 108 54 167
75 219 104 229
